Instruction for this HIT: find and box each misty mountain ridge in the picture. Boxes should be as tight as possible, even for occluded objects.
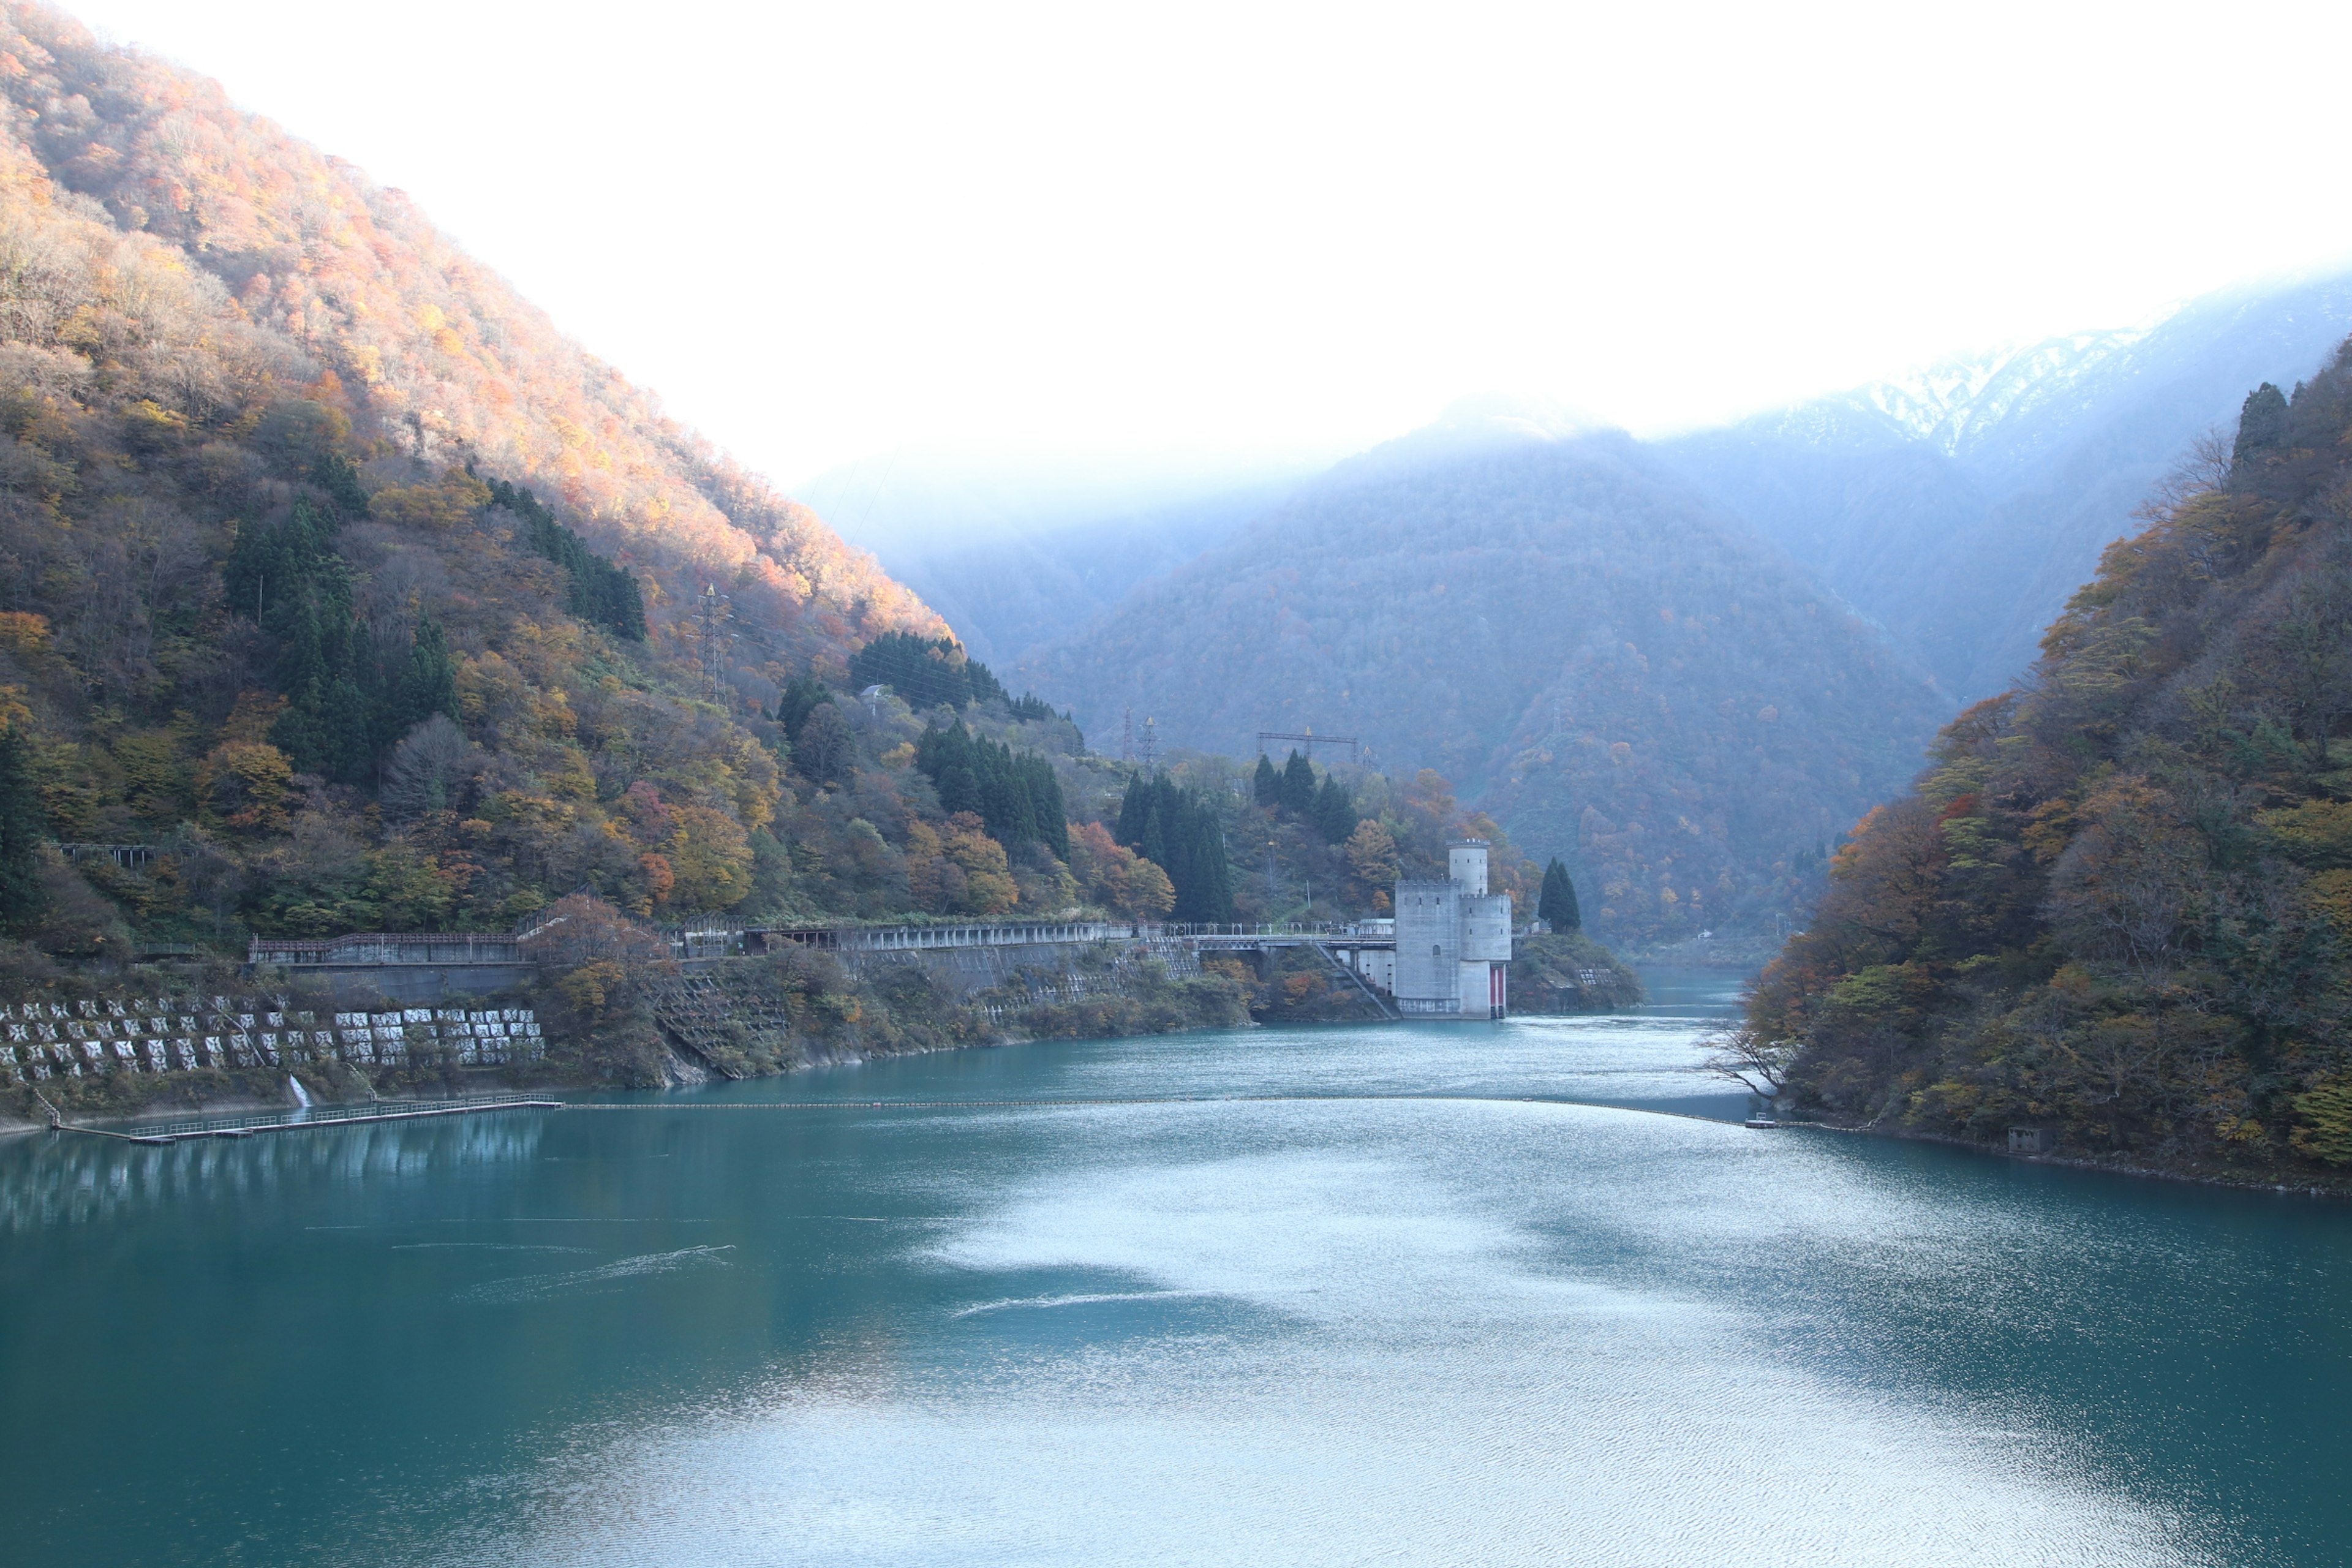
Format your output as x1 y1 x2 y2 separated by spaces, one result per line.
795 441 1334 556
873 479 1297 668
855 270 2352 723
1019 430 1948 946
843 394 1618 668
1662 268 2352 697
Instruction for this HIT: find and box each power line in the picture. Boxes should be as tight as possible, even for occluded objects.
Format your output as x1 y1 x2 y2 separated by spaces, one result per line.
1256 729 1360 763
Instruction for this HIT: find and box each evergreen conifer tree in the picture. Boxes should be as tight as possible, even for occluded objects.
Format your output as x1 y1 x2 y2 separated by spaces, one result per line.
325 672 373 783
1539 858 1581 930
913 722 1070 858
312 451 372 519
401 616 460 729
771 676 834 746
1280 750 1315 814
1115 775 1147 846
1023 755 1071 859
1311 775 1358 842
1112 775 1232 920
2236 382 2290 464
1185 805 1234 921
1254 754 1280 805
1139 799 1168 870
0 725 43 928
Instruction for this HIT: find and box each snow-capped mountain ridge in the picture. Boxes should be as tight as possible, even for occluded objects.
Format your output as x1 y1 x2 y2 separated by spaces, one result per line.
1849 327 2152 458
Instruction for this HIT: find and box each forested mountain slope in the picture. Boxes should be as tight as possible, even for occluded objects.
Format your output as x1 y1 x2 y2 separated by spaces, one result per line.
0 4 936 664
1664 272 2352 699
1743 347 2352 1175
0 4 1146 965
1020 432 1948 945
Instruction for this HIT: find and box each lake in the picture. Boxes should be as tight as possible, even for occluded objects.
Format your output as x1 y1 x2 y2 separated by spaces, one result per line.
2 968 2347 1566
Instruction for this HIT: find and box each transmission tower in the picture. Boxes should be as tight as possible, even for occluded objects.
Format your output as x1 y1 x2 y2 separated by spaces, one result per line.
1121 707 1135 765
693 584 730 703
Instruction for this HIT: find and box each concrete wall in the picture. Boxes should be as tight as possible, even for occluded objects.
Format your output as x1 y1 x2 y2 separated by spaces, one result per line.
1459 894 1513 961
1394 881 1459 1006
1343 948 1395 991
255 963 536 1006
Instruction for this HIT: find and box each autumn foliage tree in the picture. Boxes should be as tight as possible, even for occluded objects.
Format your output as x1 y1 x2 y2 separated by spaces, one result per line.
1751 346 2352 1170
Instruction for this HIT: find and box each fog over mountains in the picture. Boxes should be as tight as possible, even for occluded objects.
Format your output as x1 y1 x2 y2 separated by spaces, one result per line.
1665 271 2352 697
821 269 2352 939
1020 431 1947 944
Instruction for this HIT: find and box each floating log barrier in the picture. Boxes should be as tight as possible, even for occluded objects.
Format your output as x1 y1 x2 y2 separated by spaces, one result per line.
53 1093 560 1145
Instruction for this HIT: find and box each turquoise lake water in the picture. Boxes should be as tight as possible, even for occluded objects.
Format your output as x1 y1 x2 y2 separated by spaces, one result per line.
3 968 2349 1565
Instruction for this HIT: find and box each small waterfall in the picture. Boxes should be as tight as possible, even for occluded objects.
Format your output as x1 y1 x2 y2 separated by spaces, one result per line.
287 1076 314 1118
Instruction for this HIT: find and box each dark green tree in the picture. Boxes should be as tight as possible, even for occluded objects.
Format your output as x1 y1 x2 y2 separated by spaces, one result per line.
1539 858 1581 930
323 671 373 782
1139 797 1168 870
1177 802 1234 921
1007 692 1065 724
1279 750 1315 814
1311 774 1359 842
771 676 835 747
312 451 372 519
1114 774 1233 921
913 722 1068 856
399 616 460 730
2236 382 2290 465
226 499 340 625
486 477 646 640
0 726 47 928
1254 753 1280 805
849 631 1008 710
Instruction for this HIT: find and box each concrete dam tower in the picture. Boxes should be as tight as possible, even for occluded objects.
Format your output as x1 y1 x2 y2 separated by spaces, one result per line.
1393 839 1515 1019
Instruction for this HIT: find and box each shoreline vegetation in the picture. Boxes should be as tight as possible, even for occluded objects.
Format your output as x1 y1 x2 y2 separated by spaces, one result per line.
1732 351 2352 1190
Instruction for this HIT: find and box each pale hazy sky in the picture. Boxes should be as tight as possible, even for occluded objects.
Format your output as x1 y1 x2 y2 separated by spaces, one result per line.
58 0 2352 490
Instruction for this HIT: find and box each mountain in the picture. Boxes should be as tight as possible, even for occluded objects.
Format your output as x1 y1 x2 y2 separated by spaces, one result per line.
1662 271 2352 698
1739 345 2352 1178
1019 429 1950 946
0 5 1134 968
850 397 1609 668
872 479 1293 668
0 5 935 664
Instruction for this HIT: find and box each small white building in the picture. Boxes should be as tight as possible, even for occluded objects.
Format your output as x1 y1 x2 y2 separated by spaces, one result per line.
1393 839 1515 1019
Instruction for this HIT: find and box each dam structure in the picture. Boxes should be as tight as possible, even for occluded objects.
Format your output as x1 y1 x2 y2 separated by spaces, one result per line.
1393 839 1515 1019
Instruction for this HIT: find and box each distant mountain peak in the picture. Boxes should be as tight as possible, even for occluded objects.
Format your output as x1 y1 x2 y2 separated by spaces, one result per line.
1855 328 2153 456
1427 393 1616 443
1326 394 1621 488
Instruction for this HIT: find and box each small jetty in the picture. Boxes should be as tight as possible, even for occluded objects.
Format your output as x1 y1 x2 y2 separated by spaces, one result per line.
43 1093 560 1145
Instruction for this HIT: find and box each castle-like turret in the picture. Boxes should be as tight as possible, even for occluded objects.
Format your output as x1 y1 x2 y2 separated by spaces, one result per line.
1393 839 1513 1019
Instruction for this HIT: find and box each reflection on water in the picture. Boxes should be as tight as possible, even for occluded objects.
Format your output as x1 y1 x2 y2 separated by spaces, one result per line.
2 966 2348 1566
0 1110 548 1232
